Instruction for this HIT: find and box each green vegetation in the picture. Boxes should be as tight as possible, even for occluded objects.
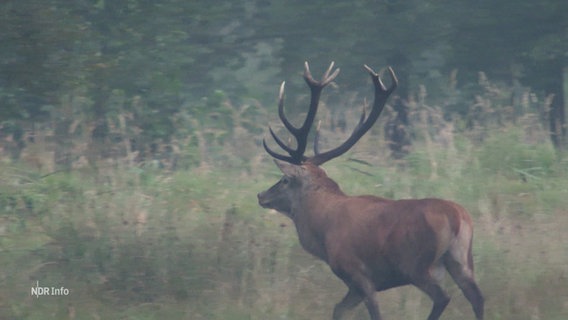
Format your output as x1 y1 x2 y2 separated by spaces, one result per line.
1 1 567 319
1 0 567 162
1 101 568 319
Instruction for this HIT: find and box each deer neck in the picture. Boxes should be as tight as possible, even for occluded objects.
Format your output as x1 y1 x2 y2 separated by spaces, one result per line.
290 186 345 262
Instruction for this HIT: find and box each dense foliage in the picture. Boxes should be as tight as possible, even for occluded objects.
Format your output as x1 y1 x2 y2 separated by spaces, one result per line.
1 0 566 165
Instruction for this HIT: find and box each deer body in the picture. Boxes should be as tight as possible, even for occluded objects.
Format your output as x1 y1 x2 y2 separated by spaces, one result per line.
258 62 483 319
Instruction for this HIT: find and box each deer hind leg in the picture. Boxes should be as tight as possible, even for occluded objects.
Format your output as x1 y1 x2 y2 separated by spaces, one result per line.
444 252 484 320
444 224 484 320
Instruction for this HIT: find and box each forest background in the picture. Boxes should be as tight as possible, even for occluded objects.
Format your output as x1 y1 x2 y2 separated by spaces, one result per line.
0 1 567 319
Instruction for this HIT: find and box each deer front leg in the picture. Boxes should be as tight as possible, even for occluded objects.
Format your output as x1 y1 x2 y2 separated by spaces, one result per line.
332 287 364 319
333 269 382 320
362 289 381 320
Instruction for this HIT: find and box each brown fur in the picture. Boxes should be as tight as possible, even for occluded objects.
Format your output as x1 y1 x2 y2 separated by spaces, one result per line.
258 162 484 320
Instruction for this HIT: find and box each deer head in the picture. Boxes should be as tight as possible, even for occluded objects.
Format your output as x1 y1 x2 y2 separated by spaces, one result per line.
259 62 397 215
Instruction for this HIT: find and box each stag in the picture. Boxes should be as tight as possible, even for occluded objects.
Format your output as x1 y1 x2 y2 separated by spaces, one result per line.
257 62 484 320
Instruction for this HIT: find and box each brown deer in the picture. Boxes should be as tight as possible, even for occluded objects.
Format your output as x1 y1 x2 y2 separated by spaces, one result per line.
257 62 484 320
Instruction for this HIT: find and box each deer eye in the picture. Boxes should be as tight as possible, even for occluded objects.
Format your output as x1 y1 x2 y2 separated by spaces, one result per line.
281 177 290 185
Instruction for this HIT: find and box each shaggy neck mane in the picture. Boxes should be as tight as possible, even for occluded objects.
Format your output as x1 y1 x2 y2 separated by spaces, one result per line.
304 164 345 195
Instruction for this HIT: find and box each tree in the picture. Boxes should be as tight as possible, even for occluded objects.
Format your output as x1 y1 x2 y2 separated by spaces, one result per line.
445 1 568 150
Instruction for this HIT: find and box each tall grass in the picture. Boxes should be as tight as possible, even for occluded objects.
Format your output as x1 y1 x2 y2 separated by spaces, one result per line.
1 125 567 319
1 76 567 319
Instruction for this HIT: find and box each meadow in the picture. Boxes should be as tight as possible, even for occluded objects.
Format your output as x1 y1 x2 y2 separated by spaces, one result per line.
1 87 567 320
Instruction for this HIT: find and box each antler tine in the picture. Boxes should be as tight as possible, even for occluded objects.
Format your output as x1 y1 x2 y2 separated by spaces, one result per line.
263 81 302 164
364 65 398 93
262 139 297 163
304 61 340 87
268 126 295 154
308 65 397 166
277 81 299 135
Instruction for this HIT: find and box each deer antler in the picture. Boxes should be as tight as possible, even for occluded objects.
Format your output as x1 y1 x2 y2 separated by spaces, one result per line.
263 62 396 166
308 65 397 165
263 62 340 164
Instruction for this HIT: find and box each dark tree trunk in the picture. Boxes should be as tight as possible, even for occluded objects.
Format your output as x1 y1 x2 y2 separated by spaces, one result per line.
548 65 566 151
385 52 411 159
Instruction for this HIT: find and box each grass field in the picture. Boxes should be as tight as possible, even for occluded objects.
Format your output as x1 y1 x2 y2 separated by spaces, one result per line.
0 124 567 320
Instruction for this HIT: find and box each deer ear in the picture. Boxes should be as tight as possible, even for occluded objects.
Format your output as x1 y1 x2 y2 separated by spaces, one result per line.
273 159 302 177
